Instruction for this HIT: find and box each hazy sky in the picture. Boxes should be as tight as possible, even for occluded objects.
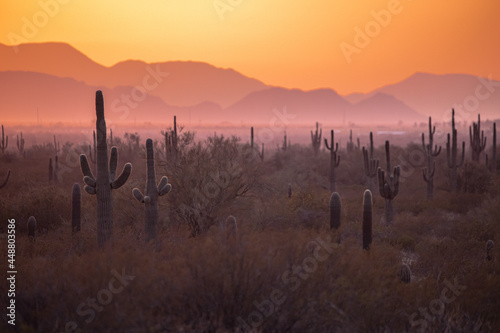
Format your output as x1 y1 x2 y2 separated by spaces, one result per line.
2 0 500 94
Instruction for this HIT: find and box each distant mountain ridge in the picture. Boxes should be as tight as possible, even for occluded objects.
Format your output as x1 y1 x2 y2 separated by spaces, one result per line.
1 42 497 125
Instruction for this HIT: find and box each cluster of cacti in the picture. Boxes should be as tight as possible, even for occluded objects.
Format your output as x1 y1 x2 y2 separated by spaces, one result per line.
422 117 441 199
163 115 178 162
27 216 36 242
133 138 172 243
329 192 341 230
346 129 355 152
311 122 322 156
72 183 81 234
400 264 411 283
486 240 494 261
362 189 372 250
377 141 400 225
469 114 487 162
80 90 132 249
324 130 340 192
446 109 465 192
362 132 379 191
486 123 496 172
17 132 25 155
1 125 8 154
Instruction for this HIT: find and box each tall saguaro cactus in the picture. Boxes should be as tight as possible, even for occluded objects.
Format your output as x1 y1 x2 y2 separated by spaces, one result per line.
446 109 465 192
346 129 354 152
469 114 487 162
362 190 372 250
324 130 340 192
80 91 132 249
329 192 341 230
133 138 172 243
377 141 400 225
17 132 25 155
1 125 8 154
422 117 441 199
311 122 322 156
72 183 81 234
362 132 379 191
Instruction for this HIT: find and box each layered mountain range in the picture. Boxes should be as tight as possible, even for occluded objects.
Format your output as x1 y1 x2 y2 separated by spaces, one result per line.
1 42 498 126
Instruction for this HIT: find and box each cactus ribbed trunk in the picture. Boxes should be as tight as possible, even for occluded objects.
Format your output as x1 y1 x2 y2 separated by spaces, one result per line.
447 109 465 192
422 117 441 199
96 94 113 248
325 130 340 192
362 190 372 250
378 141 400 225
330 192 341 230
145 140 159 242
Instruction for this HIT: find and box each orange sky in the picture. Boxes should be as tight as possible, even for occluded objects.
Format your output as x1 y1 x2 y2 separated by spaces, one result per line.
1 0 500 95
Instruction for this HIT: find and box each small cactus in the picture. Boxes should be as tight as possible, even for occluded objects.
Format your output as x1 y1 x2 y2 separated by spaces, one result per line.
324 130 340 192
311 122 322 156
486 240 494 261
329 192 341 230
346 129 354 152
377 141 400 225
1 125 8 154
446 109 465 192
422 117 441 199
400 264 411 283
258 143 264 161
362 132 379 191
133 138 172 243
27 216 36 242
362 189 372 250
17 132 25 155
72 183 81 234
225 215 238 239
469 114 486 162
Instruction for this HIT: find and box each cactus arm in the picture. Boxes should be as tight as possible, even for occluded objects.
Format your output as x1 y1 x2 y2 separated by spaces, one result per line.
84 176 96 188
132 188 145 203
80 154 95 180
0 169 10 189
158 183 172 196
84 185 97 195
111 163 132 189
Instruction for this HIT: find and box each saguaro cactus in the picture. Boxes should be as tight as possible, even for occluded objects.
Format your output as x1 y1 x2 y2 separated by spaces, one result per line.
27 216 36 242
330 192 341 230
72 183 81 234
362 189 372 250
324 130 340 192
1 125 8 154
362 132 379 191
250 127 254 149
311 122 322 156
133 138 172 243
17 132 25 155
400 264 411 283
162 115 178 162
469 114 487 162
258 143 264 161
225 215 238 239
281 131 287 151
422 117 441 199
346 129 354 152
377 141 400 225
80 90 132 249
446 109 465 192
0 169 10 189
88 131 97 164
